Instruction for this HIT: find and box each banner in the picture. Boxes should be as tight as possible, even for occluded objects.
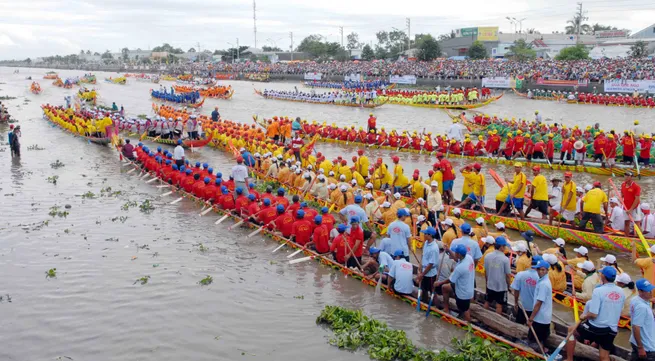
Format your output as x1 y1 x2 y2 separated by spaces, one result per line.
344 74 362 82
604 79 655 93
304 72 322 81
459 27 478 37
477 27 499 42
595 30 628 39
481 77 516 89
536 78 588 87
389 75 417 85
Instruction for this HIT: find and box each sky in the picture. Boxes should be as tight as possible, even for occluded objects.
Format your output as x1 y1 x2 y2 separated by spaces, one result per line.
1 0 655 60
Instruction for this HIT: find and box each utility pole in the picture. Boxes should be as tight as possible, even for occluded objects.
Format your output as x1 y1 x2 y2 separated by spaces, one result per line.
236 38 240 61
253 0 257 48
575 2 587 44
406 18 411 51
339 26 344 48
290 32 294 61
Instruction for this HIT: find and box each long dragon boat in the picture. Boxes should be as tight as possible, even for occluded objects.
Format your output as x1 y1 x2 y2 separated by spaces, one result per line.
512 88 655 109
42 108 119 146
380 93 504 110
254 89 387 109
172 85 234 99
123 143 630 361
105 77 127 85
138 133 214 149
150 95 205 109
43 71 58 80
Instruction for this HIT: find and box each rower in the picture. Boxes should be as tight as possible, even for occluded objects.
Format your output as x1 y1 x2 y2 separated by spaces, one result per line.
306 215 330 254
607 197 626 232
483 236 511 315
542 253 567 292
417 226 439 304
497 162 526 219
579 181 608 233
290 210 312 246
629 279 655 359
621 171 641 236
511 256 541 325
330 224 350 265
273 205 294 238
527 260 553 351
456 163 485 210
426 181 443 227
549 171 576 226
433 244 474 321
616 273 636 317
566 266 624 361
525 166 548 219
640 203 655 237
511 242 531 273
387 249 416 297
576 260 600 301
451 223 482 266
440 218 458 248
632 244 655 294
385 209 412 261
362 247 394 283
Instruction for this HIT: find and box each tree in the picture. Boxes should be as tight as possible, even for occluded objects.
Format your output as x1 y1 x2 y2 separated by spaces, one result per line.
101 50 113 59
629 41 648 58
25 58 31 65
93 52 100 56
525 28 540 34
188 47 196 52
346 32 360 50
416 34 441 60
507 39 536 61
361 44 375 60
262 45 282 52
297 34 327 57
565 14 592 35
152 43 184 54
375 29 409 59
467 41 488 59
121 47 129 61
437 31 456 41
555 44 589 60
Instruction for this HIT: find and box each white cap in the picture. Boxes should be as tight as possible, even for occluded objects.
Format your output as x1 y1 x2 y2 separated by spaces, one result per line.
553 238 565 246
441 218 454 226
543 253 558 265
416 215 426 224
576 186 584 193
295 169 302 174
573 246 589 255
364 193 373 200
577 261 595 271
430 181 439 187
382 202 391 208
290 165 297 171
385 190 391 195
453 208 461 215
303 172 311 179
641 203 651 211
351 179 357 185
393 192 401 199
600 254 617 264
495 222 505 229
318 175 326 180
340 175 346 180
584 184 592 191
329 184 337 190
318 169 325 174
340 185 348 191
365 182 373 189
239 147 245 152
475 217 484 224
254 152 261 157
329 171 335 176
484 236 495 244
417 198 425 204
511 243 527 252
295 161 301 166
609 197 619 204
616 273 632 284
307 165 313 170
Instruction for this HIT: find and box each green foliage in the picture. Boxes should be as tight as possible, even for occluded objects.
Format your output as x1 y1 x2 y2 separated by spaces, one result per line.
81 191 96 199
45 268 57 278
50 160 65 169
316 305 531 361
416 35 441 61
48 206 69 218
261 46 282 52
565 14 591 35
362 45 375 60
507 39 536 61
134 276 150 285
46 175 59 184
139 200 155 213
555 44 590 60
199 275 213 286
467 41 488 60
121 200 138 211
374 29 409 59
630 41 648 58
346 32 360 50
152 43 184 54
296 35 346 59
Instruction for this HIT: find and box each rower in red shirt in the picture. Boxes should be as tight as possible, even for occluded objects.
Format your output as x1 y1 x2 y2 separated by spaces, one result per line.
181 170 195 192
234 187 249 215
330 224 350 264
503 134 514 159
545 134 555 163
307 215 330 254
258 198 278 225
287 195 301 216
320 207 336 232
367 130 377 145
274 205 295 238
248 183 260 200
437 153 455 204
524 136 535 160
368 114 377 133
348 217 365 267
300 202 318 223
475 136 486 155
217 187 235 210
290 210 313 246
448 139 462 154
411 133 422 151
274 188 289 208
260 186 275 204
423 135 434 152
463 139 475 156
191 176 208 198
592 132 608 162
621 132 636 163
246 194 260 218
638 134 652 166
621 172 642 235
388 132 399 147
202 178 219 203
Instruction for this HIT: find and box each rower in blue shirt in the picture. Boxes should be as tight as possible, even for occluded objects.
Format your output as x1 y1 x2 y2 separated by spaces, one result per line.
566 266 625 361
511 255 541 325
385 209 412 260
450 223 482 264
630 279 655 359
417 226 439 304
527 259 553 350
433 244 474 321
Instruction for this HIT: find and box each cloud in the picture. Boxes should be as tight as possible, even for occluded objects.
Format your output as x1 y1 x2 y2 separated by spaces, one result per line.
0 34 15 46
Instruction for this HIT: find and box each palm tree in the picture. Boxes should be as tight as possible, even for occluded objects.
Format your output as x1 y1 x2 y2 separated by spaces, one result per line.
565 15 591 35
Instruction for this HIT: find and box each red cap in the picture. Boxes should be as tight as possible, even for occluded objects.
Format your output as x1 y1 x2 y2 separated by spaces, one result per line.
351 156 357 162
432 162 440 169
564 171 573 177
436 152 444 158
357 149 364 155
428 170 434 176
532 166 541 171
317 152 322 157
376 158 383 164
473 163 482 170
593 181 602 187
236 156 244 163
341 160 347 165
392 156 399 163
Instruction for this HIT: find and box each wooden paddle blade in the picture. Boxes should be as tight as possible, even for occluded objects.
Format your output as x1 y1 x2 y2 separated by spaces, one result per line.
169 197 184 205
215 214 230 225
289 256 312 265
272 242 286 253
286 249 303 259
199 206 214 216
247 227 264 238
228 220 245 230
161 191 173 197
146 177 158 183
156 185 170 188
126 168 136 174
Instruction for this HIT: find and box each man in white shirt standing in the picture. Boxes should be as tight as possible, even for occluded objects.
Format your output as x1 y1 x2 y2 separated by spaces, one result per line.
607 197 626 232
173 139 185 168
231 156 250 198
640 203 655 238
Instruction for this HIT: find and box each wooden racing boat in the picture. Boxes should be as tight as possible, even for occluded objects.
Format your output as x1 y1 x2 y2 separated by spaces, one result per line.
43 72 58 80
173 85 234 99
105 77 127 85
30 83 42 94
512 88 655 109
254 89 387 109
138 132 213 149
42 111 118 146
150 96 206 109
381 93 504 110
124 151 630 361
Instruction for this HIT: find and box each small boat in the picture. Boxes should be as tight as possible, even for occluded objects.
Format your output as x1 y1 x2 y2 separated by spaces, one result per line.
173 85 234 99
105 77 127 85
80 75 97 84
43 71 58 80
150 92 206 108
30 82 42 94
244 73 270 82
138 132 214 149
160 75 176 81
254 89 387 109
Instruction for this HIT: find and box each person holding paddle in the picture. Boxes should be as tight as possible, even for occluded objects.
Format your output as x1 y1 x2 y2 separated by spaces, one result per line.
496 162 527 220
621 171 642 236
417 227 439 304
629 279 655 360
433 244 474 321
527 260 553 353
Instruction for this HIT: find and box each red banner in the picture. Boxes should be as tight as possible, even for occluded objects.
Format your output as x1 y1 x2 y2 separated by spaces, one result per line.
536 78 588 87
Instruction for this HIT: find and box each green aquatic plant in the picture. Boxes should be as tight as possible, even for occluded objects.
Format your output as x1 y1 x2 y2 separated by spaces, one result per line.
121 200 137 211
134 276 150 285
199 275 213 286
50 160 65 169
316 306 531 361
46 175 59 184
139 200 155 213
81 191 96 199
45 268 57 278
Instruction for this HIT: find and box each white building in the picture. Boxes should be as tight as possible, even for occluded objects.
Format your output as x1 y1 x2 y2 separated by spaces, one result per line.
632 23 655 39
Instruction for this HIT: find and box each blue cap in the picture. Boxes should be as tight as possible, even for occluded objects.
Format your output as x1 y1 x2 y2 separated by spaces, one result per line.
532 260 550 269
157 146 162 151
180 165 185 171
300 202 307 208
276 204 285 213
460 223 471 233
236 187 243 194
215 178 222 185
396 209 406 217
452 244 467 256
314 215 322 224
172 164 178 170
249 183 255 188
494 236 508 247
420 226 437 236
185 159 190 165
636 279 655 292
138 142 143 147
350 216 360 224
393 249 405 257
185 169 192 174
521 230 535 242
263 198 271 206
337 224 347 233
369 247 381 254
354 195 363 203
531 255 543 265
177 139 183 145
277 187 285 195
195 162 201 167
600 266 617 281
217 172 222 178
165 159 171 165
248 194 256 201
207 167 213 175
296 210 305 218
202 162 208 168
204 177 210 184
222 188 229 194
321 206 329 214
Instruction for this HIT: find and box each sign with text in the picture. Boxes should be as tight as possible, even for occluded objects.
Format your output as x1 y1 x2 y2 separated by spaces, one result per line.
595 30 628 39
389 75 417 85
459 27 478 37
481 77 516 89
536 78 588 87
477 27 499 41
344 74 362 82
304 72 322 80
604 79 655 93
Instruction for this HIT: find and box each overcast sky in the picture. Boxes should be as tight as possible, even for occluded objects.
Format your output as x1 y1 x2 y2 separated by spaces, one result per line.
1 0 654 59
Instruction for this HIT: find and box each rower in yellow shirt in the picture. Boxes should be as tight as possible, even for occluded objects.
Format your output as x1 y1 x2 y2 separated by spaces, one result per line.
409 174 426 200
430 166 444 194
525 166 549 219
456 163 485 210
550 171 577 225
497 162 526 219
633 244 655 296
355 149 369 177
352 171 366 187
391 156 409 192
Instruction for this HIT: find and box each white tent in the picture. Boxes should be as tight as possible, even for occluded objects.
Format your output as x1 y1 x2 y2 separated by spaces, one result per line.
589 45 631 59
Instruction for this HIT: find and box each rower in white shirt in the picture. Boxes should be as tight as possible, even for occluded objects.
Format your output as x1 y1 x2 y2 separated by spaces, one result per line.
639 203 655 238
607 197 627 231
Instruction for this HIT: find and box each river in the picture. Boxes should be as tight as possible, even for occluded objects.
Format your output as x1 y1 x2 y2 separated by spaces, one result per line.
1 67 652 359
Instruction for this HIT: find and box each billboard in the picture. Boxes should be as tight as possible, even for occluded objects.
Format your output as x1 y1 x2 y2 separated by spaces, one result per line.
478 27 499 41
536 78 589 87
482 77 517 89
595 30 628 39
460 27 478 37
604 79 655 93
389 75 417 85
304 72 322 80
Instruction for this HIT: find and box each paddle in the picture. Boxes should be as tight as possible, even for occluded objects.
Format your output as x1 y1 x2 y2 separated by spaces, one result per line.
169 196 184 205
199 203 215 216
426 245 448 318
247 226 265 238
127 168 137 174
146 177 158 184
161 190 174 197
287 246 305 259
546 322 581 361
215 213 231 225
289 256 313 264
156 184 170 188
519 301 547 358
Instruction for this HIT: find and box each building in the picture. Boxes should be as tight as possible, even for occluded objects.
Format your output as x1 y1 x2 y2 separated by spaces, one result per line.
632 23 655 39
